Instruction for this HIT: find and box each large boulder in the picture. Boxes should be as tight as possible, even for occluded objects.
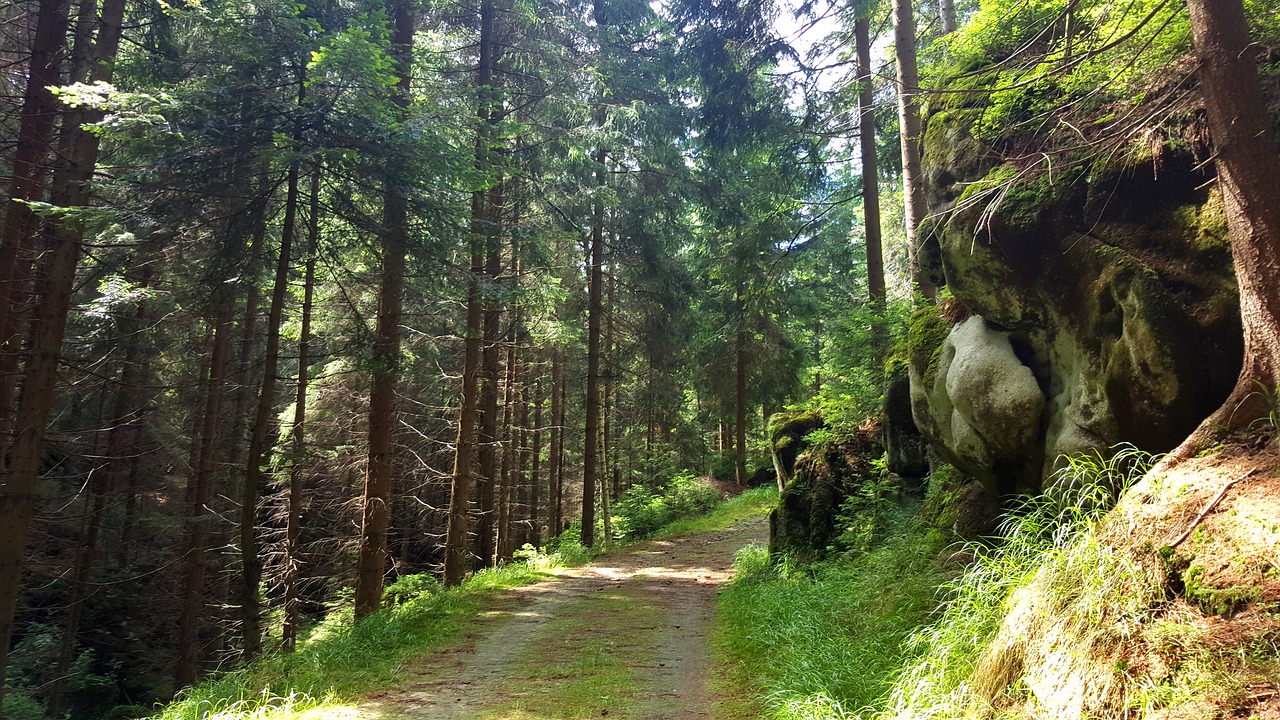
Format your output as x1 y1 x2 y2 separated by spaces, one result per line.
768 410 823 490
769 419 883 559
911 112 1242 496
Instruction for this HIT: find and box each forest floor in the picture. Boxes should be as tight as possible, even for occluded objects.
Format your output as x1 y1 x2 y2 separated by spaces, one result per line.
352 513 768 720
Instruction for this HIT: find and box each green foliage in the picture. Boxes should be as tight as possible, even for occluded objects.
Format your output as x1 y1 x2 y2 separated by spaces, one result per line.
0 693 43 720
934 0 1194 141
716 507 950 720
610 471 721 540
544 525 597 566
834 455 898 555
380 573 440 608
1182 565 1261 617
882 447 1155 718
656 485 779 538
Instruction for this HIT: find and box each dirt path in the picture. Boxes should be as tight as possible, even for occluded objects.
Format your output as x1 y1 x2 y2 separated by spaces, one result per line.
355 514 767 720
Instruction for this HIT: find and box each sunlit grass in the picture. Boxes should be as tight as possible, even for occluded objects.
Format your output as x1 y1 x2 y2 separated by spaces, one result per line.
154 562 552 720
656 486 778 538
713 504 949 720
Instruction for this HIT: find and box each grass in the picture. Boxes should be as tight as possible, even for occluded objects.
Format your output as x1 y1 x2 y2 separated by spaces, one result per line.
656 485 778 538
151 483 774 720
713 503 951 720
714 448 1161 720
154 562 553 720
881 447 1156 719
476 582 664 719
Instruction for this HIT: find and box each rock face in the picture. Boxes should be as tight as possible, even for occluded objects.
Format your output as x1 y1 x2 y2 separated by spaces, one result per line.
911 113 1243 495
769 419 882 559
882 362 930 483
768 411 823 490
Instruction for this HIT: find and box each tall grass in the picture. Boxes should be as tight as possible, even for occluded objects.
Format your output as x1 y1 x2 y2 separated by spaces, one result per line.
881 446 1156 719
717 447 1157 720
715 505 950 720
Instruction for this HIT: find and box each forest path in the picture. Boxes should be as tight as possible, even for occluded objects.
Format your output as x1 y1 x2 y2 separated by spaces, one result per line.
355 514 768 720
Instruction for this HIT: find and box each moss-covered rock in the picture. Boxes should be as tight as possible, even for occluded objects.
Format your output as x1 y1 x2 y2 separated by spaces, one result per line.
769 420 884 560
768 410 823 489
910 107 1242 496
883 358 929 482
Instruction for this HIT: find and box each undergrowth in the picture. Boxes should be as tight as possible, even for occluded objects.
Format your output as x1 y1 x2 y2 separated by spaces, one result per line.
717 446 1157 720
656 485 777 538
154 561 553 720
715 504 950 720
882 446 1156 719
154 481 771 720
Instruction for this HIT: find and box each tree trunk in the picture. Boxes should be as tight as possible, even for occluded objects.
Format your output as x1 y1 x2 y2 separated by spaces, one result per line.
530 369 542 548
735 283 748 486
1166 0 1280 460
240 94 304 656
476 176 504 568
516 352 530 551
557 369 568 536
0 0 71 452
444 0 496 586
582 147 606 548
498 337 517 560
0 0 127 698
548 349 562 537
940 0 956 33
856 17 888 353
283 164 320 651
354 0 413 620
175 296 235 689
893 0 937 302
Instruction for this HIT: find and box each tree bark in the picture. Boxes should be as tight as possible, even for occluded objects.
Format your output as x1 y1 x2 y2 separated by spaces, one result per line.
354 0 413 620
530 369 542 548
582 148 606 548
283 164 320 651
940 0 956 34
856 17 888 353
0 0 72 452
735 282 748 486
444 0 496 586
175 296 235 689
548 348 563 537
498 336 517 559
893 0 937 302
240 89 304 656
0 0 127 698
476 177 504 568
1166 0 1280 460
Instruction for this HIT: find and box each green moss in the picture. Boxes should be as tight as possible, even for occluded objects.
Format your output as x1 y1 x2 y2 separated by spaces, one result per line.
1183 565 1260 617
1192 189 1229 251
768 410 821 441
907 305 950 388
919 464 967 532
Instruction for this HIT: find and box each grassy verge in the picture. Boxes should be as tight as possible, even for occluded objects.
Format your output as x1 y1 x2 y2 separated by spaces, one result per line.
655 485 778 539
154 561 558 720
153 484 773 720
712 505 950 720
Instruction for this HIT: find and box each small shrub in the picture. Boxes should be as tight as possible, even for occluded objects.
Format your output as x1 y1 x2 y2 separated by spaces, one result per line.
0 693 43 720
381 573 439 608
611 471 719 540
